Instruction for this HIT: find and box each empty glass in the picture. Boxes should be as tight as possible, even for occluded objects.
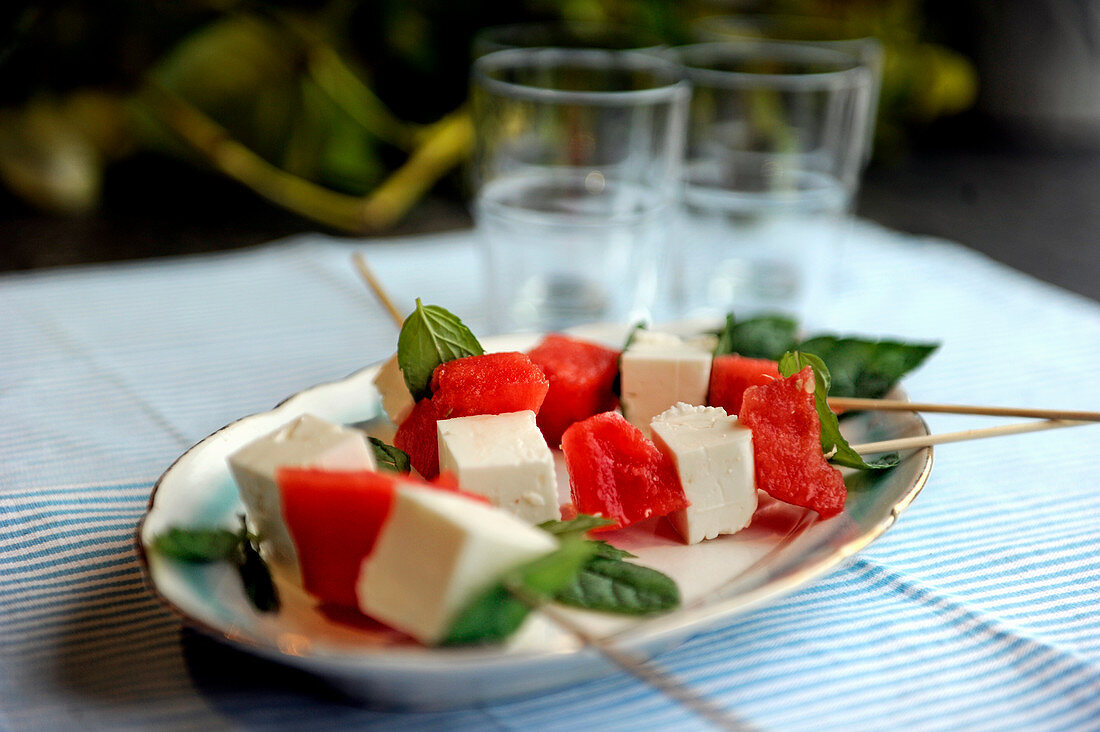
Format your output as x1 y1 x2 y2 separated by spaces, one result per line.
692 15 883 165
669 41 874 325
470 48 689 332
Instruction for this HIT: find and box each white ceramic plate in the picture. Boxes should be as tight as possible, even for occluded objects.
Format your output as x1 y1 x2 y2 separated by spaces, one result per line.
136 325 933 707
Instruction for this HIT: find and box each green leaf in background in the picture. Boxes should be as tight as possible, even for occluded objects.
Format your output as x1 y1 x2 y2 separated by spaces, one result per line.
236 516 280 613
153 527 240 562
397 299 484 401
152 15 301 165
442 538 596 646
779 351 899 471
713 314 799 359
797 336 939 399
553 556 680 615
713 313 936 398
368 436 411 473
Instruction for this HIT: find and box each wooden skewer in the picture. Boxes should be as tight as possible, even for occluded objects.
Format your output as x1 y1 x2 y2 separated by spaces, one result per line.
828 397 1100 423
851 419 1089 455
352 252 404 328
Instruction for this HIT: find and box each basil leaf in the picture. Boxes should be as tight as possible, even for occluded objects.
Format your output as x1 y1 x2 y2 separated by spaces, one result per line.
443 538 595 646
236 517 279 613
554 557 680 615
713 313 799 359
538 514 615 537
153 527 240 562
779 351 899 471
397 299 484 401
368 436 411 474
797 336 939 399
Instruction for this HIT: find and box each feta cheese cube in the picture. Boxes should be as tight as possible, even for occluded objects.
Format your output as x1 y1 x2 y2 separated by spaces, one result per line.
356 486 558 645
620 331 717 435
651 403 757 544
437 411 560 524
373 354 415 425
228 414 376 566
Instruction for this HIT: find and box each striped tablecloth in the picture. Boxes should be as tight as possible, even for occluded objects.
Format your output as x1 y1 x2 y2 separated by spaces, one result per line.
2 221 1099 730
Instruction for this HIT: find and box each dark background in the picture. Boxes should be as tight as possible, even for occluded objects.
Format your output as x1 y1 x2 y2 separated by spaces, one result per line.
2 1 1098 303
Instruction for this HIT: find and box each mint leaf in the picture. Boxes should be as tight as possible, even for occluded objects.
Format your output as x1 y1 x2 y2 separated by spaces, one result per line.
779 351 899 471
538 514 615 537
537 515 674 613
714 313 799 359
153 518 278 613
612 322 648 399
153 527 240 562
538 515 636 559
554 557 679 615
621 321 648 352
797 336 938 399
442 538 595 646
236 516 279 613
368 436 411 473
591 540 636 560
397 299 484 401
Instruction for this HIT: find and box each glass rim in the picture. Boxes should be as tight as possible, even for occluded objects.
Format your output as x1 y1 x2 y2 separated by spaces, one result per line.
473 21 667 55
670 40 872 90
691 13 879 45
472 48 690 106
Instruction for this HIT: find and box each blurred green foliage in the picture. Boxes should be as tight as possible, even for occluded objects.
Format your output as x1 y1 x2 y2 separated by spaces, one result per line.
0 0 976 230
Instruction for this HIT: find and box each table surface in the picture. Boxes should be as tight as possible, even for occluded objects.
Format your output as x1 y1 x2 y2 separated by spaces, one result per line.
2 217 1099 730
2 143 1098 304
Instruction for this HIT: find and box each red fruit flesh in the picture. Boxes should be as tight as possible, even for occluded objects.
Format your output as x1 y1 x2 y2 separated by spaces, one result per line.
708 355 780 415
431 352 549 420
276 468 398 607
395 352 551 478
277 468 478 607
738 366 846 519
527 334 620 447
393 398 442 479
561 411 687 530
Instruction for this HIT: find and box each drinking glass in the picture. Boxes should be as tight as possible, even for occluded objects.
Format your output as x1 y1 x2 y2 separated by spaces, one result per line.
470 48 689 333
669 41 874 324
692 15 883 165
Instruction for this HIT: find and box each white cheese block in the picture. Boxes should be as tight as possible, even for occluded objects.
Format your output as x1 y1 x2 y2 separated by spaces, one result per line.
356 486 559 645
651 403 757 544
437 411 561 523
227 414 376 567
620 330 717 435
373 354 415 425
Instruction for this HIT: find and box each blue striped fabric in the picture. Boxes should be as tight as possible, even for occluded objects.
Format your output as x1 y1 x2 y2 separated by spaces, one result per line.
1 222 1098 730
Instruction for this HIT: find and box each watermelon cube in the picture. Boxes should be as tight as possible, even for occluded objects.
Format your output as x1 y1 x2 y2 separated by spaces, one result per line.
396 352 550 479
561 411 687 530
394 398 444 479
738 366 846 518
275 468 403 607
431 352 550 420
276 467 471 607
708 354 780 415
527 334 620 446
